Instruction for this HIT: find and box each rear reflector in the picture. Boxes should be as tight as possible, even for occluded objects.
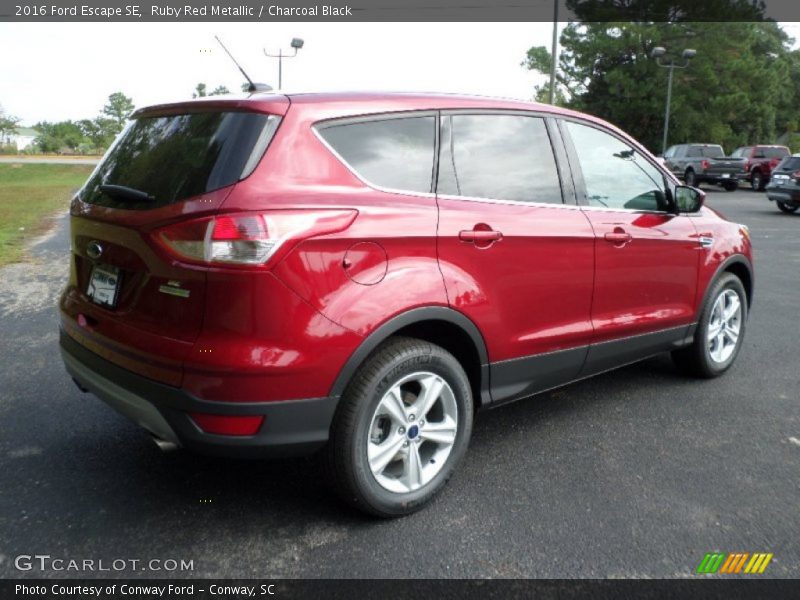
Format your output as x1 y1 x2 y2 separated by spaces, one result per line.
189 413 264 436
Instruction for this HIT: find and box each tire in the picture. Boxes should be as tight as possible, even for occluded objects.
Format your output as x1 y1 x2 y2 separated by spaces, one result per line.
672 273 747 378
777 201 799 214
324 336 473 517
751 170 763 191
722 181 738 192
684 169 697 187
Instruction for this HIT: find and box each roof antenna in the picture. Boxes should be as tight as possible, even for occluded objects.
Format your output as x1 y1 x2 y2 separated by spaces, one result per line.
214 35 272 93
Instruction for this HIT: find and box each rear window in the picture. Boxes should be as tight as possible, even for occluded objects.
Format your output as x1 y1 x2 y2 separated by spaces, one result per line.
437 114 562 204
778 157 800 171
81 111 280 209
761 147 789 159
689 145 725 158
317 116 436 194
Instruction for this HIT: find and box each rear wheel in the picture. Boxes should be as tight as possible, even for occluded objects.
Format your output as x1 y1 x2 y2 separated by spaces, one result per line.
672 273 747 378
684 169 697 187
777 201 799 214
751 170 764 191
325 337 473 517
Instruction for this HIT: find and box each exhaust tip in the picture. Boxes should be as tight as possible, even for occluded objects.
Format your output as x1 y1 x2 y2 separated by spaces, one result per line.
151 435 179 452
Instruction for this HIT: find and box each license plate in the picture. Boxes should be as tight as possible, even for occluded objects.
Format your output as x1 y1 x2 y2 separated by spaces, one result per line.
721 173 730 178
87 264 121 308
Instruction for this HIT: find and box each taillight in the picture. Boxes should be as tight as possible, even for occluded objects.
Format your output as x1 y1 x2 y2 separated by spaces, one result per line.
153 209 358 268
700 159 710 170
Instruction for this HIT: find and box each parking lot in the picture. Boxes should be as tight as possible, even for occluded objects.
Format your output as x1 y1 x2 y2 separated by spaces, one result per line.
0 187 797 579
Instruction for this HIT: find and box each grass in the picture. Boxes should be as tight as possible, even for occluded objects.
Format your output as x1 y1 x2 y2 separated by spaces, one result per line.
0 163 94 266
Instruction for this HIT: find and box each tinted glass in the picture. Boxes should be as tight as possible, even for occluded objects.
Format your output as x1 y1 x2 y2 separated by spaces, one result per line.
438 114 562 203
565 121 669 211
701 145 725 158
82 112 280 210
731 147 752 158
777 157 800 171
764 147 789 159
319 116 435 193
664 146 678 158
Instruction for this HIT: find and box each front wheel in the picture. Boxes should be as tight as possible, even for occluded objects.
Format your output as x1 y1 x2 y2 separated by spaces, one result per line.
672 273 747 378
777 201 799 214
325 337 473 517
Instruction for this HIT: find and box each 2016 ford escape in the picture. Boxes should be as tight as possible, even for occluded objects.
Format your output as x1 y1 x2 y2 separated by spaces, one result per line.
60 92 754 517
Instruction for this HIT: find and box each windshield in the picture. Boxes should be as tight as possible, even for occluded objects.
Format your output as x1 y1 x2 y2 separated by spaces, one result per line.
731 147 751 158
81 111 280 210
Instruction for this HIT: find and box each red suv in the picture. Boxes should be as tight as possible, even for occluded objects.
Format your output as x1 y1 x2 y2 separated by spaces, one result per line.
60 92 754 516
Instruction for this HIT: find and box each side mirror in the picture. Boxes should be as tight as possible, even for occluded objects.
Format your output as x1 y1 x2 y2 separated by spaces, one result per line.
675 185 705 213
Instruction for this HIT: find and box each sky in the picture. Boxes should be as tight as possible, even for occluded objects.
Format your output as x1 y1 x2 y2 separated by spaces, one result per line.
0 22 556 125
2 21 799 127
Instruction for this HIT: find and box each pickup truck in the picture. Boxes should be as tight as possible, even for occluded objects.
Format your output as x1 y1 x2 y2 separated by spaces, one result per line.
730 145 790 191
663 143 745 191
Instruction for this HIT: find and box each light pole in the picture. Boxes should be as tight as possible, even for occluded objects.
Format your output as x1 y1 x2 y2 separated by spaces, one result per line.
264 38 304 89
651 46 696 155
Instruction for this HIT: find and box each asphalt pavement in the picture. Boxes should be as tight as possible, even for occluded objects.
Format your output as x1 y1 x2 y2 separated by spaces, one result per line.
0 188 797 579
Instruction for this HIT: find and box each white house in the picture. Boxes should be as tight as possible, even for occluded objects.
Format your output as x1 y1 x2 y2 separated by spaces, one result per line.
0 127 39 151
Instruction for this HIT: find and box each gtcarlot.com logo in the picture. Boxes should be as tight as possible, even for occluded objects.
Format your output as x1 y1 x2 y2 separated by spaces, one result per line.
14 555 194 572
696 552 773 574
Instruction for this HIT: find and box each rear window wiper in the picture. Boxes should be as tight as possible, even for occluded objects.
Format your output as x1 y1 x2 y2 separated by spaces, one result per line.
99 184 156 203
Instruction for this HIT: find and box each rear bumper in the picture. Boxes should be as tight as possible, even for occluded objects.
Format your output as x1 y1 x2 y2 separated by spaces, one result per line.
698 173 740 184
60 330 338 458
765 187 800 203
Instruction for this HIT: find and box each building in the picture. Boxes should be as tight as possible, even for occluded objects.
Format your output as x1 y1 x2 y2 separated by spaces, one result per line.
0 127 39 151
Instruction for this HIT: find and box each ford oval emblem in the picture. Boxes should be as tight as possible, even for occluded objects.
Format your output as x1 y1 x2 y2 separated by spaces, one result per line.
86 241 103 260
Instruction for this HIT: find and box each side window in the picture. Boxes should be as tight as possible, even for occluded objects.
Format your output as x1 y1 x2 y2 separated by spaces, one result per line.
438 114 562 204
664 146 677 159
318 116 435 193
564 121 669 212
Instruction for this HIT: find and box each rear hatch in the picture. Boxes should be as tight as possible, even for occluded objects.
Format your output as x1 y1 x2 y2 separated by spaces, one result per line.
61 101 285 386
769 156 800 189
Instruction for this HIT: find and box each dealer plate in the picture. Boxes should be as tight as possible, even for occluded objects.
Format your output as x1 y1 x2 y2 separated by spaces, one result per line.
87 263 121 308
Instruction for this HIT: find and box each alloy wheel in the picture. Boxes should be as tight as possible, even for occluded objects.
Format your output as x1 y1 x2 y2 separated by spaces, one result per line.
366 371 458 494
707 289 742 364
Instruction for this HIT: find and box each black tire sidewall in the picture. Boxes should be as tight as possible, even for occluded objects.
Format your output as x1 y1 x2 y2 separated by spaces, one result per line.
344 342 473 516
696 275 748 376
685 170 696 187
751 172 762 190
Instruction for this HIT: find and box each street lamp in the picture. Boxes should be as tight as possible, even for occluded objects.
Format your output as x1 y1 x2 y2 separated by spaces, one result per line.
264 38 304 89
651 46 697 155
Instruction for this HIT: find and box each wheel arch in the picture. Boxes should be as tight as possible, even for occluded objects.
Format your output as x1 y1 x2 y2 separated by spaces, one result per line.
329 307 491 409
699 255 754 318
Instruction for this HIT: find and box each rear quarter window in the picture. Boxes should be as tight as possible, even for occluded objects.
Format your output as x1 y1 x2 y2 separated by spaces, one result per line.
81 111 280 210
316 116 436 194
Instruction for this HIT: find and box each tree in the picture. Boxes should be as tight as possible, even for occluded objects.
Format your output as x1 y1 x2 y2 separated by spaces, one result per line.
0 104 20 141
193 83 207 98
522 1 794 153
209 85 230 96
102 92 135 134
34 120 86 153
